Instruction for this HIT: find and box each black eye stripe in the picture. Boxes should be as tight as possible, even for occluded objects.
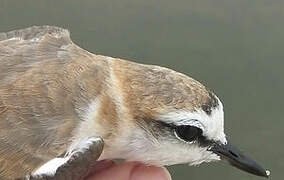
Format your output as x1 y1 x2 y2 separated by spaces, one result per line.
174 125 202 142
139 119 214 147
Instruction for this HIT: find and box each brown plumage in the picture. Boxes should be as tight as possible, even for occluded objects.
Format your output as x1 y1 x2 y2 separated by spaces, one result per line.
0 26 108 179
0 26 213 179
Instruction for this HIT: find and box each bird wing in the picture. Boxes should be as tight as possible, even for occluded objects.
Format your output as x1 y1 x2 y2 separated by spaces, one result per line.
0 26 86 85
0 26 99 179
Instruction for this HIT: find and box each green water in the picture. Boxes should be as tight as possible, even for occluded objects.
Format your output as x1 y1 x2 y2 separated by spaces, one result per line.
0 0 283 179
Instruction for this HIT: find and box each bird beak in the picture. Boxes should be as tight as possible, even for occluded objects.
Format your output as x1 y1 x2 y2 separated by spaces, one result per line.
209 140 270 178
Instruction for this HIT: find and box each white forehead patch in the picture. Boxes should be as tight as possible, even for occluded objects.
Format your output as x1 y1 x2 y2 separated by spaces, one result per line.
158 97 227 144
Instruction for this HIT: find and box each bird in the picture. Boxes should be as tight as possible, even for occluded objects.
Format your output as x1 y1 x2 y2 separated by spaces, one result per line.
0 26 269 180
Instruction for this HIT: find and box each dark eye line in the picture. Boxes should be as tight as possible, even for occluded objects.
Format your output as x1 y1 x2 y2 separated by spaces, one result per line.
154 119 203 142
157 120 199 136
152 120 214 147
198 135 215 147
156 120 177 129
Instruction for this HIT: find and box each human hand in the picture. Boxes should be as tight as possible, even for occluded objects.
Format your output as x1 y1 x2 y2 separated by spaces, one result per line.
86 161 172 180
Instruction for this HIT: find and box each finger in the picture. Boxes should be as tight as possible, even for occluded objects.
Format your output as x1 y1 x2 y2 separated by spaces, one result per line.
86 162 171 180
86 162 136 180
129 164 172 180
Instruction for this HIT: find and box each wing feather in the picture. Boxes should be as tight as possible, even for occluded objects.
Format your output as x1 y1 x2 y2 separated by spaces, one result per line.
0 26 84 84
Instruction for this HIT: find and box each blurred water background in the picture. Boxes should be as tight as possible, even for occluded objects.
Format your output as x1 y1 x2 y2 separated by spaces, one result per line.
0 0 283 179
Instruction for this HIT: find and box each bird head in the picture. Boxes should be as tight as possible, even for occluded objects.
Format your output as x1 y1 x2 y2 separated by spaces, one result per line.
103 59 269 178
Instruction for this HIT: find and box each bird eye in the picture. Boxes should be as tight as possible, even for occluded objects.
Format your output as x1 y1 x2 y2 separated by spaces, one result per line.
174 125 202 142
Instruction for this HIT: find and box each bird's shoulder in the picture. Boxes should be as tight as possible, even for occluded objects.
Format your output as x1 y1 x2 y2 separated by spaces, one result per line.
0 26 92 84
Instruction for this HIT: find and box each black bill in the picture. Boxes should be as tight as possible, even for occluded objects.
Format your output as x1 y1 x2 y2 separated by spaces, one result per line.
209 140 270 178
